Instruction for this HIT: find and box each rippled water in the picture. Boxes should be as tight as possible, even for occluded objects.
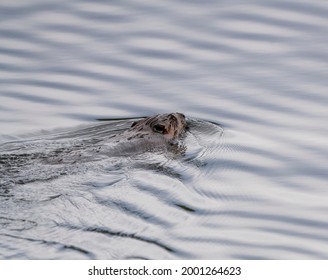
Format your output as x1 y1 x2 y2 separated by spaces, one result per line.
1 0 328 259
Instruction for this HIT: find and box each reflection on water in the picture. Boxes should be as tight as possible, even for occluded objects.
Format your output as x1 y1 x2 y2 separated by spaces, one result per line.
1 0 328 259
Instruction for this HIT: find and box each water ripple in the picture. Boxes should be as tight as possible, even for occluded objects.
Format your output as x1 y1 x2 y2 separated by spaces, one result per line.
1 0 328 259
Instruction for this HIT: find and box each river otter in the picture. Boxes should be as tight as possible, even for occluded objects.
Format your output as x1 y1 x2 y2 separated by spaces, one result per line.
101 112 187 156
0 113 188 186
127 112 186 141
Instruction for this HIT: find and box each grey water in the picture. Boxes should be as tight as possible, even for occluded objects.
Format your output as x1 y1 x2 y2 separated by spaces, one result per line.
1 0 328 259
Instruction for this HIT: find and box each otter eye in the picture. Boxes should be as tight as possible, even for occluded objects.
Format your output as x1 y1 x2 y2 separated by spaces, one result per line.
153 124 166 134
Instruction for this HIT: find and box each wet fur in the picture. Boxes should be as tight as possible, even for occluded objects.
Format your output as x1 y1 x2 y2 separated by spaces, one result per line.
127 112 186 142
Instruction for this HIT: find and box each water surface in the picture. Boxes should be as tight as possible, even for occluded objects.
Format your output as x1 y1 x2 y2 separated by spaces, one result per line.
1 0 328 259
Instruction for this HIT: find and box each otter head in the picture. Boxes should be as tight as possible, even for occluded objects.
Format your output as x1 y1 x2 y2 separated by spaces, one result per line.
130 113 186 141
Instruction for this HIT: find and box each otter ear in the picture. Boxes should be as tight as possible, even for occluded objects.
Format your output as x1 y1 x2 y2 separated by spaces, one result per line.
153 124 166 134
